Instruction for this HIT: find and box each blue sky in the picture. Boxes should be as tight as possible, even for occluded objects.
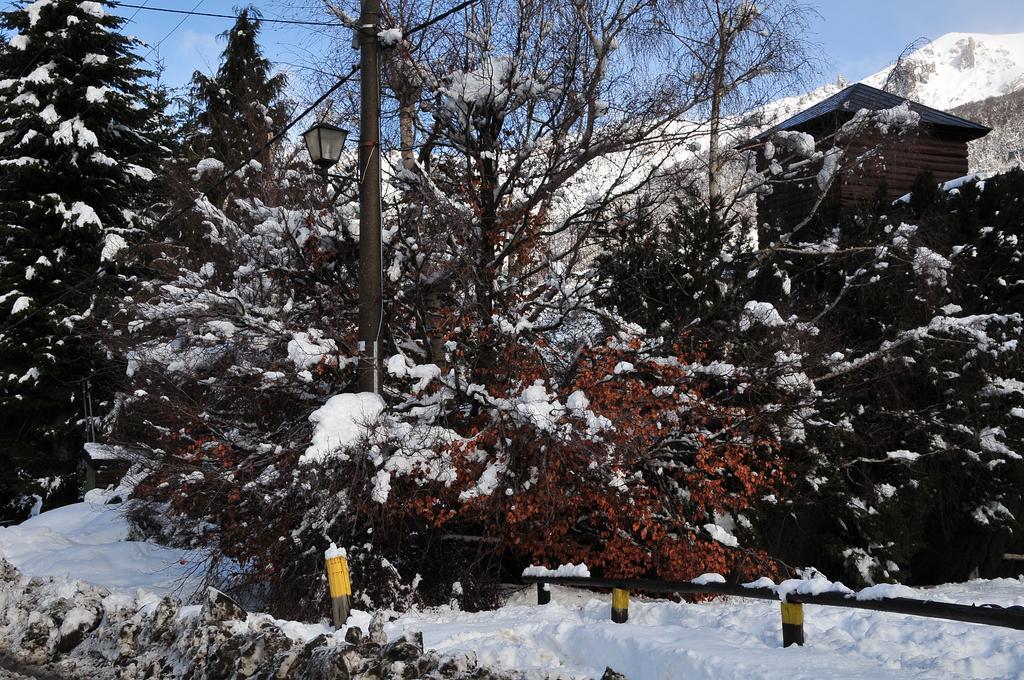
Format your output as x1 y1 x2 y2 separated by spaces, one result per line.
111 0 1024 92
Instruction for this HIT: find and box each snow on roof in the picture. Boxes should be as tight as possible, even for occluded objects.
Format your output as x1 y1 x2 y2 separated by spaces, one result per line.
83 442 138 461
754 83 991 143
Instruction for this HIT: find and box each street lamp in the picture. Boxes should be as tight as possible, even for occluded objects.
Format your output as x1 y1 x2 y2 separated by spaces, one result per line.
303 122 349 173
302 118 382 396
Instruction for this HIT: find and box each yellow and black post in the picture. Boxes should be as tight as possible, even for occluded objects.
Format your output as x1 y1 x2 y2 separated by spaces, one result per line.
780 602 804 647
537 582 551 605
611 588 629 623
325 543 352 627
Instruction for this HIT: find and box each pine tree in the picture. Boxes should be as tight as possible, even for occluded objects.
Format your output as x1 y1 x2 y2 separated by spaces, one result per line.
187 7 287 170
593 189 743 335
0 0 166 520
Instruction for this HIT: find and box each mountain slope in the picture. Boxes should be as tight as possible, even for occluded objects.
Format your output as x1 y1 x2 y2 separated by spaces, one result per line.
951 88 1024 171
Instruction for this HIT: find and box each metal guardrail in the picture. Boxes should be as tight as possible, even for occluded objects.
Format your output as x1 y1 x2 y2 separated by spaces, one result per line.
521 574 1024 646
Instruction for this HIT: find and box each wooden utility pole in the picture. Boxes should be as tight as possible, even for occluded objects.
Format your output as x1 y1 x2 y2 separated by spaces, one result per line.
358 0 383 394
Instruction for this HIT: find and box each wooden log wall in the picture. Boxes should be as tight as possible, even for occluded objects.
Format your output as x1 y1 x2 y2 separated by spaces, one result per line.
756 125 973 238
840 130 969 204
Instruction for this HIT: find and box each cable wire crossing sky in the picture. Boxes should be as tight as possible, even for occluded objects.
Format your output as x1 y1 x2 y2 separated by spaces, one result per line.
116 0 1024 92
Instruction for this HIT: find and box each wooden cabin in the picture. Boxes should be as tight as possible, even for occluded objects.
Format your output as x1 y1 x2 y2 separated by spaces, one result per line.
748 83 990 247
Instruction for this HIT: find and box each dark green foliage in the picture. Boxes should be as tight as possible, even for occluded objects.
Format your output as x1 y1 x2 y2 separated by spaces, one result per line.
756 168 1024 585
907 169 941 217
0 0 165 521
595 168 1023 587
594 191 743 334
187 7 287 170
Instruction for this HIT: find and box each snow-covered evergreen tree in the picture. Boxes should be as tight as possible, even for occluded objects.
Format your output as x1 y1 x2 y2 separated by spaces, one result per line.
739 170 1023 586
187 8 287 170
0 0 165 520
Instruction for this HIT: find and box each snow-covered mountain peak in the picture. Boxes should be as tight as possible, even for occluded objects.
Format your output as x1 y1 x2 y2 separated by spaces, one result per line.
760 32 1024 132
861 31 1024 110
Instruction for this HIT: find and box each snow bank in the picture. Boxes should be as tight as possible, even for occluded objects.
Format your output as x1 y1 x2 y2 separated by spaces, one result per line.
0 561 511 679
0 498 198 594
522 563 591 578
5 500 1024 679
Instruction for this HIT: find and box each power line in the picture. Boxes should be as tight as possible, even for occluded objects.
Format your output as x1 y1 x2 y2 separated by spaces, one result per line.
114 0 479 34
146 0 482 233
114 3 345 27
140 0 207 63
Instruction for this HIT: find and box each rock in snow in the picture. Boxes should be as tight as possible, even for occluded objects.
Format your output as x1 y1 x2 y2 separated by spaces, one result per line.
0 559 517 679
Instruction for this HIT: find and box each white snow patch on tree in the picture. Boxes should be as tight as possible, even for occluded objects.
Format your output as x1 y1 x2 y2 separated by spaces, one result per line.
27 1 54 27
739 300 785 331
386 354 441 393
514 381 564 432
816 148 843 191
287 330 338 370
85 85 109 103
39 104 59 124
126 164 155 181
458 460 506 501
703 523 739 548
100 233 127 261
774 130 815 157
53 117 98 147
886 449 920 462
912 247 953 287
979 427 1020 459
302 392 385 464
66 201 101 229
11 296 32 314
378 28 402 47
78 1 104 18
26 62 53 83
192 158 225 180
371 468 392 503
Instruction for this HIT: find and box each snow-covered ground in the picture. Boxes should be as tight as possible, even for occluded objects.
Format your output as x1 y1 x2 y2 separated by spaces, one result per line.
384 583 1024 679
1 498 1022 679
0 498 201 595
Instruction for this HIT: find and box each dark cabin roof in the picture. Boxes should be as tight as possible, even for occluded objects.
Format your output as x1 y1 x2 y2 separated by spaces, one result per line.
754 83 991 143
